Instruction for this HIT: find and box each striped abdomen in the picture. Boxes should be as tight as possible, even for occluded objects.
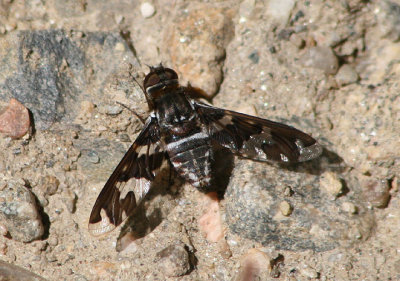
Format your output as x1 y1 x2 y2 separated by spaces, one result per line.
166 131 212 190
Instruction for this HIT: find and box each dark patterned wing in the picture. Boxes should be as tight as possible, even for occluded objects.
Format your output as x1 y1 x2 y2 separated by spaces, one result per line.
193 102 322 163
88 116 167 236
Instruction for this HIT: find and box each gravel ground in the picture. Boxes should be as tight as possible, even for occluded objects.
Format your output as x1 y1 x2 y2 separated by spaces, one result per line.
0 0 399 280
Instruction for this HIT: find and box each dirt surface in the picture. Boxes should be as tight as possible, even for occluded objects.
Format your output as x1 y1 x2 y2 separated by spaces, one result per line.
0 0 399 280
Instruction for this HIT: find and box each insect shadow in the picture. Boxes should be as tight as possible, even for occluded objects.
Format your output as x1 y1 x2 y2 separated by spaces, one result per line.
115 146 234 251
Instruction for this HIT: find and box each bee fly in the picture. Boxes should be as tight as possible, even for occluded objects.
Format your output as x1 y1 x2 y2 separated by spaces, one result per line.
88 65 322 236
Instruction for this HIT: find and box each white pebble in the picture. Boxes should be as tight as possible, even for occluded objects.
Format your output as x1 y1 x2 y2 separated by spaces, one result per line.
141 2 155 18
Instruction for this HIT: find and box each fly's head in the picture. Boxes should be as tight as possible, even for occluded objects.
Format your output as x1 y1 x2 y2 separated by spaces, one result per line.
143 65 179 109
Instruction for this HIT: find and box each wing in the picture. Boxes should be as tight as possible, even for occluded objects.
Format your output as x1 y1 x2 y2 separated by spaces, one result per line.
88 116 167 236
193 102 322 163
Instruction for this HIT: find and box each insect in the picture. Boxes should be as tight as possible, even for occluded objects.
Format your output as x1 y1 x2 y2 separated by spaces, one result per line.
88 65 322 236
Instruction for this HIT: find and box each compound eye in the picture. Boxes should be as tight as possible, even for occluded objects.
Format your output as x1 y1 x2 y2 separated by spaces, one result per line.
163 68 178 81
143 73 160 90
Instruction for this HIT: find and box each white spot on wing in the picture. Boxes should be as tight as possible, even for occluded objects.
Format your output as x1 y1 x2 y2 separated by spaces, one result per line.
296 140 323 162
280 153 289 162
88 209 115 236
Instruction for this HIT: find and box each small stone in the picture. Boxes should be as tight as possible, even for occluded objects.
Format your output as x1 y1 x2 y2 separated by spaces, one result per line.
0 179 44 242
114 15 124 25
267 0 295 24
335 64 359 87
320 172 343 198
62 190 77 214
80 101 95 115
0 224 8 236
277 28 294 40
217 239 232 259
0 241 7 255
156 242 190 277
342 202 357 214
140 2 155 18
300 266 319 279
48 236 58 246
118 133 131 142
198 192 224 242
105 105 122 116
0 98 30 139
248 50 260 64
361 177 390 208
300 46 339 75
114 42 125 52
39 175 60 197
235 248 272 281
279 201 293 216
87 150 100 164
290 33 305 49
283 186 293 197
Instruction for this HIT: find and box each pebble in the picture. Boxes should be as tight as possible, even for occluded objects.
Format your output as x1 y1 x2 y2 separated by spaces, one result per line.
235 248 271 281
335 64 359 87
290 33 305 48
62 189 77 213
342 202 357 214
39 175 60 197
267 0 295 24
361 177 390 208
105 105 122 116
0 98 30 139
140 2 155 18
48 236 58 247
0 241 7 255
198 192 224 242
300 266 319 279
320 171 343 198
217 239 232 259
79 101 95 115
279 201 293 216
0 179 44 242
0 224 8 236
155 242 190 277
87 150 100 164
300 46 339 75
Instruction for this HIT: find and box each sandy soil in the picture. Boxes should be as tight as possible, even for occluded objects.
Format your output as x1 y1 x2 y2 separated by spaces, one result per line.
0 0 399 280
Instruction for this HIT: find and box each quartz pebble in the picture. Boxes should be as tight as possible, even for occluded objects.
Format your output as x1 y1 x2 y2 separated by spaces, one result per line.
342 202 357 214
140 2 155 18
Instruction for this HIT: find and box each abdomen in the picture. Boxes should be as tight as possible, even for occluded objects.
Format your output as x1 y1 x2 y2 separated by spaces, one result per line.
165 131 213 190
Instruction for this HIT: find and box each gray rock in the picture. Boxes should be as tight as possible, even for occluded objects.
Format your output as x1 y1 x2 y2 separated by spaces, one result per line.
0 179 44 242
225 161 375 252
0 30 140 130
300 46 339 75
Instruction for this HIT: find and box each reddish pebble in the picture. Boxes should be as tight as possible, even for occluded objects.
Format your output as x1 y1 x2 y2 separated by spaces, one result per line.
198 192 224 242
0 98 30 139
